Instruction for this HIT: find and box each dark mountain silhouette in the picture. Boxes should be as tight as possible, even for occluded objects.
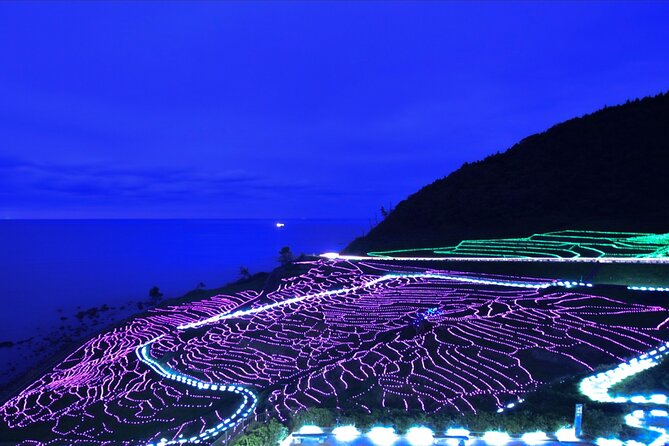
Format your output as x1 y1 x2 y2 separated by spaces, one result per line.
346 92 669 254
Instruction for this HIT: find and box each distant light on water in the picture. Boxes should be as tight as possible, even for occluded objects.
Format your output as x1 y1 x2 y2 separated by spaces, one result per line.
276 222 285 228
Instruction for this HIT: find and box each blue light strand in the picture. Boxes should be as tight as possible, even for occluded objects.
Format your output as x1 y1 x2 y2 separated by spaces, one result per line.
136 339 257 445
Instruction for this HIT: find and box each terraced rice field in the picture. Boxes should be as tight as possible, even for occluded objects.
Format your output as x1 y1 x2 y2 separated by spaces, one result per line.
1 259 667 445
366 230 669 259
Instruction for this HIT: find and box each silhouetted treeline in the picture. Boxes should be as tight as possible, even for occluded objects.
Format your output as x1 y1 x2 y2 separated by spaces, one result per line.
347 92 669 253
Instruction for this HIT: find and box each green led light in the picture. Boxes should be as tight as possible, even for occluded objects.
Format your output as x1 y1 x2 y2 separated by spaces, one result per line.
368 230 669 259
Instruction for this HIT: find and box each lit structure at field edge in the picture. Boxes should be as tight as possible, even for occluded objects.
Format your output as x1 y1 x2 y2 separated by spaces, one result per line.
367 426 399 446
287 425 577 446
482 430 512 445
405 426 435 446
1 259 668 445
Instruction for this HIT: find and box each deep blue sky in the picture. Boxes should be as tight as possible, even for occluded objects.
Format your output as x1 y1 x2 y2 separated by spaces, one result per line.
1 1 668 219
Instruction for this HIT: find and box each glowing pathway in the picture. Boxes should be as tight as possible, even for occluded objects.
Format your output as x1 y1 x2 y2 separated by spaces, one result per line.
579 344 669 446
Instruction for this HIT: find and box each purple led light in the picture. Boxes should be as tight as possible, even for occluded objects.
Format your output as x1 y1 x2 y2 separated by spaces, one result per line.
1 260 667 445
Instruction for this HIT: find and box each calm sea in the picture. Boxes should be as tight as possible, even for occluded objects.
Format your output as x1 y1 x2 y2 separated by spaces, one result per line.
0 219 369 342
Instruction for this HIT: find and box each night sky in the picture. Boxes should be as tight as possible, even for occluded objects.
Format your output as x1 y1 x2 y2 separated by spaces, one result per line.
1 1 668 219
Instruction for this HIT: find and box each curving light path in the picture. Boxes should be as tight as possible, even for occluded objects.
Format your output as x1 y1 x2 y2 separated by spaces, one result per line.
136 338 257 446
579 344 669 446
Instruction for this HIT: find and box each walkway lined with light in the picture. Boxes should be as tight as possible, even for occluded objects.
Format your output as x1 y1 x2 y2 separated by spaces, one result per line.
579 343 669 446
177 272 565 331
136 339 257 446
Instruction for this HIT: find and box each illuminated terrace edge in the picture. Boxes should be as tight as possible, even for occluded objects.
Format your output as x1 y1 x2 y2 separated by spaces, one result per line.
356 230 669 260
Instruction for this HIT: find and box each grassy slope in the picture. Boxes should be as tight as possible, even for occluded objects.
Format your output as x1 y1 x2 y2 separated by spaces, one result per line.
611 354 669 396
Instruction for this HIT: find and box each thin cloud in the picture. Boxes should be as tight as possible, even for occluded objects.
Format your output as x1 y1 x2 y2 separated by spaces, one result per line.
0 157 347 205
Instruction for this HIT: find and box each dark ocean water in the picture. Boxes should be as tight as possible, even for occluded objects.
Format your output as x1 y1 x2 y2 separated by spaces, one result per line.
0 219 368 342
